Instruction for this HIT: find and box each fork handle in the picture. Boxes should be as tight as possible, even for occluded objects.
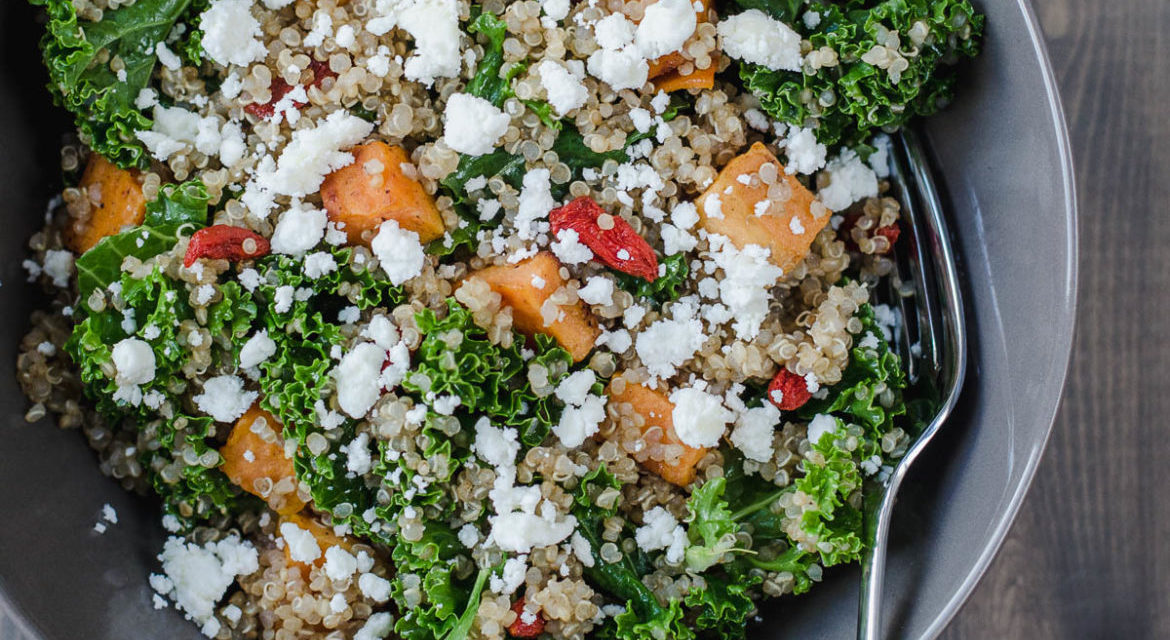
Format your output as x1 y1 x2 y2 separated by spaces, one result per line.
858 479 897 640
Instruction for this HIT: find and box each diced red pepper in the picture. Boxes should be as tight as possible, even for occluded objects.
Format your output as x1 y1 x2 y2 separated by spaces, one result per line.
184 225 270 267
549 196 659 282
244 60 337 119
767 368 813 411
507 598 546 638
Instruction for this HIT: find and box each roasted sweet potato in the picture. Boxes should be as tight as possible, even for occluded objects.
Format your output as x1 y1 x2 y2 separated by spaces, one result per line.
278 512 355 572
320 141 446 245
65 154 147 254
606 377 707 487
471 252 600 362
218 405 305 515
647 0 716 92
697 142 829 272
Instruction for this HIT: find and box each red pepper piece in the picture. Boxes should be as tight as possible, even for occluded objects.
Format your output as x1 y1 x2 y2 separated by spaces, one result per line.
244 60 337 119
874 220 900 250
549 196 659 282
767 368 813 411
507 598 546 638
184 225 270 267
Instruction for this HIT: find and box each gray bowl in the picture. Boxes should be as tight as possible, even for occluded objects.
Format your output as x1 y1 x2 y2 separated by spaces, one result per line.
0 0 1077 638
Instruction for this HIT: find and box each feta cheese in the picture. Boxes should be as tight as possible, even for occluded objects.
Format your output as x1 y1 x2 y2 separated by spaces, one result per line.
344 432 373 475
635 300 706 378
258 111 374 198
303 251 339 279
370 220 426 285
489 555 529 595
577 276 614 306
458 524 480 548
536 61 588 116
634 0 697 59
490 511 577 553
354 612 395 640
442 93 511 156
194 375 257 423
635 506 688 564
550 228 594 265
806 413 840 446
323 546 359 581
280 522 322 564
156 535 259 626
358 572 392 603
515 169 555 239
541 0 570 22
42 250 74 288
594 13 636 49
334 343 387 418
571 531 595 567
707 235 784 340
199 0 268 68
669 386 733 448
781 126 828 175
238 331 277 368
817 149 880 211
554 370 597 406
367 0 461 85
587 46 649 92
730 404 780 462
553 395 605 448
716 9 802 72
112 338 156 386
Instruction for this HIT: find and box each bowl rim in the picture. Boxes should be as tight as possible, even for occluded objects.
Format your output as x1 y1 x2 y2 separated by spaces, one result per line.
0 0 1079 637
916 0 1079 636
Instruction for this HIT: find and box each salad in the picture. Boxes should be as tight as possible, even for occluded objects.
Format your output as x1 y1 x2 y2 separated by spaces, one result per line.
17 0 982 638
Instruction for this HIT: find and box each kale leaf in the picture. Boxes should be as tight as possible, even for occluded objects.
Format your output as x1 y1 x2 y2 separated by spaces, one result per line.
75 179 210 299
736 0 983 147
613 253 689 307
31 0 200 167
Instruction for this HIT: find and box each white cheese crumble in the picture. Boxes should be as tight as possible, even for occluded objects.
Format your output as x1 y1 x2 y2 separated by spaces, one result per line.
344 432 373 475
716 9 803 72
334 343 387 418
194 375 257 423
489 555 529 595
780 126 828 175
536 60 588 116
817 149 880 211
279 522 321 564
553 395 606 448
323 546 359 581
303 251 339 279
515 169 555 240
587 13 649 91
238 330 277 369
257 111 374 199
730 403 780 462
112 338 156 386
442 93 511 156
354 612 395 640
41 249 74 288
367 0 461 85
634 506 688 564
358 573 392 603
669 385 734 448
707 235 784 340
577 276 614 306
634 0 697 59
806 413 840 446
635 299 706 378
154 535 259 627
370 219 426 285
199 0 268 68
550 228 594 265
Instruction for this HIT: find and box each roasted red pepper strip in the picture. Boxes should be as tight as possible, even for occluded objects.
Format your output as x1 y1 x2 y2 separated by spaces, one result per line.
184 225 270 267
767 368 813 411
244 60 337 119
507 598 546 638
549 196 659 281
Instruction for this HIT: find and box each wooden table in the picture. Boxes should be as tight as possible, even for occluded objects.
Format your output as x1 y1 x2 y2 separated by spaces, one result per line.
943 0 1170 637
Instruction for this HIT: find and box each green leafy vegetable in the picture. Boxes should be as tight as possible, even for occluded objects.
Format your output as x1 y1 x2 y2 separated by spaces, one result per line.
464 11 523 106
682 572 760 640
684 477 747 572
736 0 984 147
613 253 689 307
31 0 201 167
75 179 210 299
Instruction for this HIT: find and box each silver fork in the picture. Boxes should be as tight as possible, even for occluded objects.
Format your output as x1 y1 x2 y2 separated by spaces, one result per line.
856 129 968 640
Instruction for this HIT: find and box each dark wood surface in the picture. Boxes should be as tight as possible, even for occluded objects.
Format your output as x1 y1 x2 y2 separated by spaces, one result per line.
943 1 1170 638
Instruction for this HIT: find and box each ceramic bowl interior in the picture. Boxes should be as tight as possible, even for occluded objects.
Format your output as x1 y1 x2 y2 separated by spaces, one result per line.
0 0 1076 637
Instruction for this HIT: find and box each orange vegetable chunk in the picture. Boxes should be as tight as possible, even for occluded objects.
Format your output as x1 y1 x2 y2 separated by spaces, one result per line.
218 405 306 515
471 252 600 362
65 154 147 254
320 141 446 245
607 377 707 487
647 0 716 92
697 142 830 273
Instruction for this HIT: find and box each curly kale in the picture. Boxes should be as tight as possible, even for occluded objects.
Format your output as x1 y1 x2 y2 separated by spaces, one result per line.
30 0 206 167
735 0 983 147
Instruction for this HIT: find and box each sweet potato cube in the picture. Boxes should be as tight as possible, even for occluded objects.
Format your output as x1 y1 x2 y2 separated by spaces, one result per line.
278 512 356 572
219 405 305 515
65 154 147 254
321 141 446 245
471 252 600 362
606 378 707 487
653 61 717 93
697 142 830 273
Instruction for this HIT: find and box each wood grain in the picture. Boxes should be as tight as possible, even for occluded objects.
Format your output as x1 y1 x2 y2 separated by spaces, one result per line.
943 0 1170 638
